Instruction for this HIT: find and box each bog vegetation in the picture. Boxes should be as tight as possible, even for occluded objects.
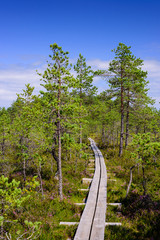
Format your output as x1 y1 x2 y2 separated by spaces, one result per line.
0 43 160 239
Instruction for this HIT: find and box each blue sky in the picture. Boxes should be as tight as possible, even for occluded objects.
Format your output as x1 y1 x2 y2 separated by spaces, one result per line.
0 0 160 108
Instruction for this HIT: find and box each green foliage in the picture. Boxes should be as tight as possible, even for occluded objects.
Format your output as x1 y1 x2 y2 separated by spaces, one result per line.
131 133 160 166
102 145 160 240
0 175 41 238
0 42 160 239
73 53 97 97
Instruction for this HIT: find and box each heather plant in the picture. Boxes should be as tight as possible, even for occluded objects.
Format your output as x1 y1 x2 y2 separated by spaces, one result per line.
0 175 40 239
130 133 160 195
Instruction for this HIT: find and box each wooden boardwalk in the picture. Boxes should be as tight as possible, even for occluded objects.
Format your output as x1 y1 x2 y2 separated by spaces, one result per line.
74 138 107 240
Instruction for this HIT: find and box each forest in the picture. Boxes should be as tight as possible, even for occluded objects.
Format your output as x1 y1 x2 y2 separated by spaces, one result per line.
0 43 160 240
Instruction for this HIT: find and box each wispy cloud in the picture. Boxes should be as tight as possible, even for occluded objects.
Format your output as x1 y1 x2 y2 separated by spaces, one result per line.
0 62 45 108
87 59 110 70
143 60 160 79
0 59 160 109
142 60 160 108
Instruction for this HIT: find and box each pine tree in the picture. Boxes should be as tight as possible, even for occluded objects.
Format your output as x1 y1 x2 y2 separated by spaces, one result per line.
11 84 36 184
73 54 97 145
109 43 149 155
38 43 75 200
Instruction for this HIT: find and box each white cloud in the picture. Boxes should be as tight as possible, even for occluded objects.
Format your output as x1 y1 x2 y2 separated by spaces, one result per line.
0 63 46 108
0 89 16 100
0 59 160 109
87 59 110 70
143 60 160 108
143 60 160 79
88 59 160 108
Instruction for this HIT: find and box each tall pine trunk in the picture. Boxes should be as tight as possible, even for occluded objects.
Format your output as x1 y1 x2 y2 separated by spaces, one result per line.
57 117 63 200
79 84 82 157
80 97 82 145
58 79 63 200
119 74 124 156
125 89 130 148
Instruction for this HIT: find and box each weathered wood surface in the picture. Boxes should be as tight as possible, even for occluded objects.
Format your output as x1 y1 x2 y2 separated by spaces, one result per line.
74 138 107 240
105 222 122 226
78 188 89 191
82 178 92 184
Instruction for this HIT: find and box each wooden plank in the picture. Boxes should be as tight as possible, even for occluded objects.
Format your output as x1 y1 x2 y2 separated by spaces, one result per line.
105 222 122 226
74 203 86 206
89 146 107 240
82 178 92 184
60 222 79 226
74 139 101 239
78 189 89 191
107 203 121 206
74 138 107 240
60 139 122 238
75 203 122 207
60 222 122 226
89 159 95 162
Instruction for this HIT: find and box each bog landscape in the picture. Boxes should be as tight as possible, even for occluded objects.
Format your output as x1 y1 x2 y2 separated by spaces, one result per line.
0 43 160 240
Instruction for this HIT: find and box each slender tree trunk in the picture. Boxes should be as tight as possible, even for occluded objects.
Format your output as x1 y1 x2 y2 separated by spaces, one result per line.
125 91 130 148
57 114 63 200
112 122 115 149
58 78 63 200
119 73 124 157
51 147 59 176
125 164 138 198
79 85 82 158
119 116 124 156
50 157 54 174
